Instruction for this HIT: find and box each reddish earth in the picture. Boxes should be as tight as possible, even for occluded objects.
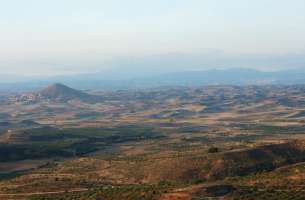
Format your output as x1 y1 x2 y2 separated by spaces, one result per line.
159 192 191 200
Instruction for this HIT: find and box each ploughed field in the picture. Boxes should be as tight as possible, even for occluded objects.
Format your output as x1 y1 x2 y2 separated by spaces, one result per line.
1 85 305 199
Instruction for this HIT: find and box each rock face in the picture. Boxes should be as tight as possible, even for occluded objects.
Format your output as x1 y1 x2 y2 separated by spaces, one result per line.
39 83 100 102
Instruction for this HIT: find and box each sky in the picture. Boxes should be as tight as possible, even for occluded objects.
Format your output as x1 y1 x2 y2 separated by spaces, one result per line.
1 0 305 76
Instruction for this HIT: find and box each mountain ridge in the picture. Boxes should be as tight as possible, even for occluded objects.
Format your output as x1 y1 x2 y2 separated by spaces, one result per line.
1 68 305 91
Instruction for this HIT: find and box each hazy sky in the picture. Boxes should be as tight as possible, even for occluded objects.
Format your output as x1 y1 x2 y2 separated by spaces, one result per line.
1 0 305 76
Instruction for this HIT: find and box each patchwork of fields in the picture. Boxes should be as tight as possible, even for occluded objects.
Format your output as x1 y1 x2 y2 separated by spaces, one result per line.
1 85 305 199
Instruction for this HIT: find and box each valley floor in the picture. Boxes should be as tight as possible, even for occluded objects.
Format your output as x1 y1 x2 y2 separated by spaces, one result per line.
1 85 305 199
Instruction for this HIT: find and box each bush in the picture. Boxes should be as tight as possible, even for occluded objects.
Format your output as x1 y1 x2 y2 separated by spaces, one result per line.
208 147 219 153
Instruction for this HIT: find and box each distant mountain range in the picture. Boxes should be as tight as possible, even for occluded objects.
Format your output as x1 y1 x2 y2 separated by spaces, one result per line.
1 68 305 92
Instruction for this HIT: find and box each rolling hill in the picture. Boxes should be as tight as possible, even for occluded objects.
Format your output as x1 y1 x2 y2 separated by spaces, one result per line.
38 83 101 102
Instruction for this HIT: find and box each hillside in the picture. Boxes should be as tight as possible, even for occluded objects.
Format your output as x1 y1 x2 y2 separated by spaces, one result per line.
38 83 100 102
1 85 305 199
